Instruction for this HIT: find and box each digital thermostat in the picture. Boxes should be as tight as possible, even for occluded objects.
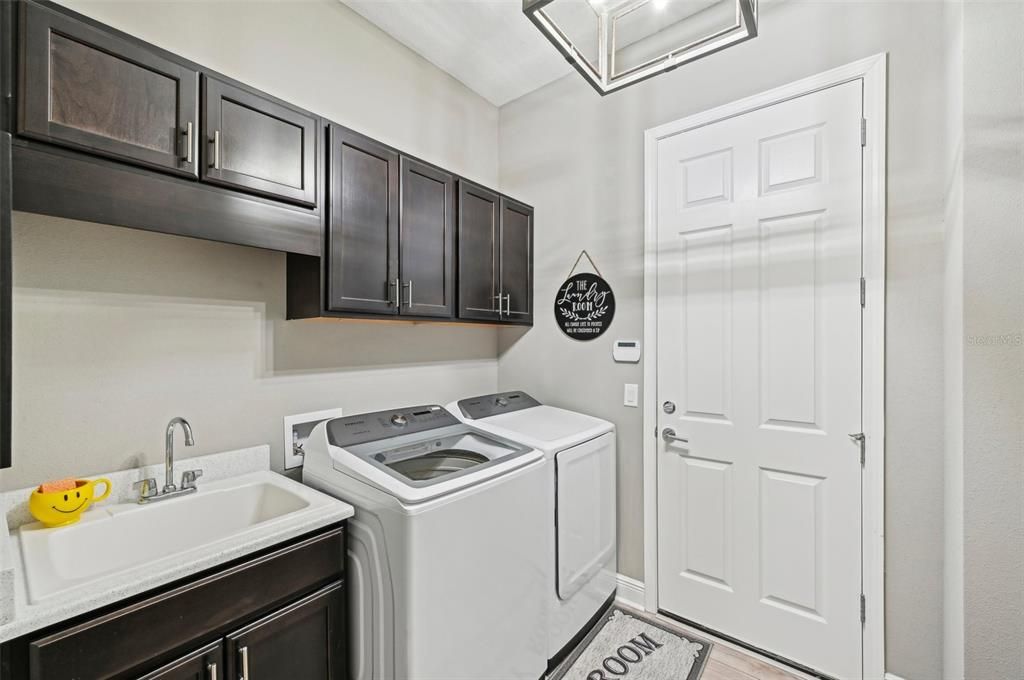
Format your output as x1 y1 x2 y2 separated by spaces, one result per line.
612 339 641 363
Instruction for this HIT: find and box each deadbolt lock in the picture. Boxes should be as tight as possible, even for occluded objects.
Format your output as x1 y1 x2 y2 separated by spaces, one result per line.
662 401 676 414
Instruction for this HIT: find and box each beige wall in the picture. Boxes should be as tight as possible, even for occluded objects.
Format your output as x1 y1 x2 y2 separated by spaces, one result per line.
0 0 503 490
497 2 951 678
962 3 1024 679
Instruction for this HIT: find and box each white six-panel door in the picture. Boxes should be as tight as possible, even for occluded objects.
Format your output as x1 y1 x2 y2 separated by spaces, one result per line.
655 80 864 679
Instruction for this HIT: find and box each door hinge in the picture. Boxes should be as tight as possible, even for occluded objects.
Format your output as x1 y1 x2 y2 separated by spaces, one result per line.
860 277 866 307
860 118 867 147
860 593 867 624
850 432 866 466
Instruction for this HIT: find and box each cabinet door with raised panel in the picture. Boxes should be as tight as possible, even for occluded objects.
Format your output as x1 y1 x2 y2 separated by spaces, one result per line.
457 180 500 322
499 197 534 325
201 75 318 206
226 583 345 680
137 641 222 680
327 125 399 314
18 1 199 177
400 157 454 318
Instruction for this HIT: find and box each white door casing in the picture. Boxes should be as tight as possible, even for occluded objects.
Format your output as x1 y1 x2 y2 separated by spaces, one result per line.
646 63 884 680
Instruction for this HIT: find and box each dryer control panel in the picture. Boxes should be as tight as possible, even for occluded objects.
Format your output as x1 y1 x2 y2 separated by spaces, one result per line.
457 391 541 420
327 405 459 448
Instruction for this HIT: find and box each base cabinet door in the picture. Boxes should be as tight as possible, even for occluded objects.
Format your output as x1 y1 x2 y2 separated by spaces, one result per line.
499 197 534 325
201 75 318 206
137 642 223 680
18 1 199 177
457 180 501 321
399 157 455 318
226 583 345 680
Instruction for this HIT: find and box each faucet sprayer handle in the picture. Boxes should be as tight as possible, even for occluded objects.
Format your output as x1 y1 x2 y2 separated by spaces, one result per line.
133 478 158 500
181 469 203 490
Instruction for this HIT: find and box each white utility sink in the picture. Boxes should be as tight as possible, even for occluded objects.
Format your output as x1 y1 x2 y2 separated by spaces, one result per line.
17 471 334 604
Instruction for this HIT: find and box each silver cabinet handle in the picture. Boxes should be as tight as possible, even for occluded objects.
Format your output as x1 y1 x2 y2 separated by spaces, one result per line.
239 646 249 680
211 130 221 170
403 280 413 307
504 293 511 316
208 661 217 680
389 278 400 306
182 121 193 164
662 428 689 445
494 293 503 317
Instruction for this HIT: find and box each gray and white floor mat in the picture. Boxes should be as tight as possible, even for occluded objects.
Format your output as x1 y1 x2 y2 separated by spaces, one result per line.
549 608 712 680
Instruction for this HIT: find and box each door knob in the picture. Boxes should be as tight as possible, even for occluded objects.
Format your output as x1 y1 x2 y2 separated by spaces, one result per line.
662 428 688 445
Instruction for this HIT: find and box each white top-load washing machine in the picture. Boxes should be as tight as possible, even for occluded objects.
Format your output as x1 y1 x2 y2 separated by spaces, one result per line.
446 391 617 663
302 404 548 680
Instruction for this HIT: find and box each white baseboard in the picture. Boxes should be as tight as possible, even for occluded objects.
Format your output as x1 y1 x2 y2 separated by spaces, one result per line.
884 673 907 680
615 573 646 609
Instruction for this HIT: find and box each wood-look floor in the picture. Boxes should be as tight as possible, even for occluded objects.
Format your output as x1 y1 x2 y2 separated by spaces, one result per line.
616 605 814 680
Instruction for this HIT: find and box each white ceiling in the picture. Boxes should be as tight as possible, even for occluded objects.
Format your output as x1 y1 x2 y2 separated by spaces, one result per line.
340 0 575 106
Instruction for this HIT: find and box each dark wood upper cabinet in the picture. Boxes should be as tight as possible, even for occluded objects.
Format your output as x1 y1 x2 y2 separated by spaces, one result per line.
456 182 533 325
457 180 501 322
326 124 399 315
137 641 223 680
225 583 345 680
17 0 199 178
290 142 463 322
400 157 455 318
499 197 534 325
201 75 318 207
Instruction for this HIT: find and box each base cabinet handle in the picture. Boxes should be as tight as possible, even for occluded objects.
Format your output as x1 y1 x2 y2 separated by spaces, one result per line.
239 646 250 680
208 661 217 680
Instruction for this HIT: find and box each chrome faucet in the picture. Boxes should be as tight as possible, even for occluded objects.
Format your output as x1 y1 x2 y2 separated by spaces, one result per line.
134 417 202 503
164 416 194 492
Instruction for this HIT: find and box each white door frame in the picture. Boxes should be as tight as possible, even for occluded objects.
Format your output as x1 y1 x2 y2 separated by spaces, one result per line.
642 53 887 679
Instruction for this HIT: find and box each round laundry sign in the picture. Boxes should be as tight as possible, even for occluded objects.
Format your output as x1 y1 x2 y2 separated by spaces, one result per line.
554 272 615 340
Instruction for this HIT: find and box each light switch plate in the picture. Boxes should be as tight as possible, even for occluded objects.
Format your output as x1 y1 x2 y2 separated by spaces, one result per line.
624 383 639 407
283 407 345 469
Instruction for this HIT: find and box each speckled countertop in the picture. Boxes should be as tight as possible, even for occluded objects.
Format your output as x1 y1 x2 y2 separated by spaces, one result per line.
0 445 353 643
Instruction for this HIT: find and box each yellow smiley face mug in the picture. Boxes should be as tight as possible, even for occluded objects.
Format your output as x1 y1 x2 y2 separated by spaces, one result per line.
29 478 112 528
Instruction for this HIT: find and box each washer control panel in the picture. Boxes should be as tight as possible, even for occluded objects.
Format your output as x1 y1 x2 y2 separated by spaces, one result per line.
327 405 459 448
457 391 541 420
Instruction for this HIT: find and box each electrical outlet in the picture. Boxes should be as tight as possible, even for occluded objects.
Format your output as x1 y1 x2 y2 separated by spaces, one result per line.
624 383 639 407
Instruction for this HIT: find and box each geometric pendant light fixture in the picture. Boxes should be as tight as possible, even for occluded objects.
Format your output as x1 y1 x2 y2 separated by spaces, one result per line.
524 0 758 94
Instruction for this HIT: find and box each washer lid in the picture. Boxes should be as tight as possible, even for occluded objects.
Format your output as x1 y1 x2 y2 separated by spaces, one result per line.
325 418 543 503
454 403 614 453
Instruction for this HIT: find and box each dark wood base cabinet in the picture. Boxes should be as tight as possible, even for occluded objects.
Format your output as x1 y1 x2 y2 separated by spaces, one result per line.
0 524 347 680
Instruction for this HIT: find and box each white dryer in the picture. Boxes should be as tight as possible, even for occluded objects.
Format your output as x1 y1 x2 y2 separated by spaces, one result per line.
446 391 617 663
302 404 548 680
